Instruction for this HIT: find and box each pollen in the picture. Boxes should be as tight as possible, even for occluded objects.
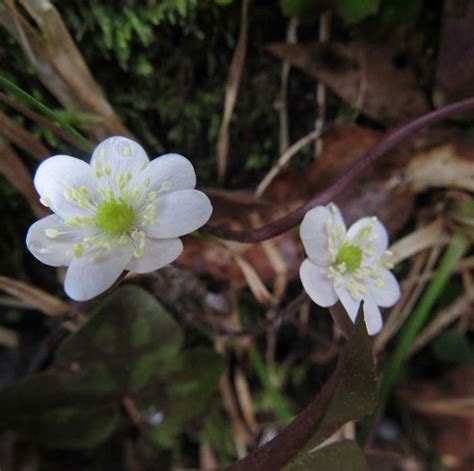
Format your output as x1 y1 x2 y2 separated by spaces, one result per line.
95 199 135 236
45 228 60 238
161 181 172 191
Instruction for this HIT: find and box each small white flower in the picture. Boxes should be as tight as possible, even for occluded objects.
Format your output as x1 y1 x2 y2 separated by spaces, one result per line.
299 203 400 335
26 136 213 301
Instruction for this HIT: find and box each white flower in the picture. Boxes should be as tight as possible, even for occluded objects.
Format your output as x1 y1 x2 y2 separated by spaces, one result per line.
299 203 400 335
26 136 213 301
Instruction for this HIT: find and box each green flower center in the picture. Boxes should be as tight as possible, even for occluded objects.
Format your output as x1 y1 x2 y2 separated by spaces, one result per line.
336 243 363 272
95 199 135 236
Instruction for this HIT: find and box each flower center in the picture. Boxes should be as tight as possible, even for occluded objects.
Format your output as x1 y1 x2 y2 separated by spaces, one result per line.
336 243 362 272
95 199 135 235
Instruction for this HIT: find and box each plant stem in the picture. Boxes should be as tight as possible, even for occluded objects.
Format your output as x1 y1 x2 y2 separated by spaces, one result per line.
203 97 474 242
359 232 468 444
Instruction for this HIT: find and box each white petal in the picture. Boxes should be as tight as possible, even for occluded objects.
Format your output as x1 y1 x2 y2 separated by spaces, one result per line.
300 206 337 266
334 282 361 322
126 237 183 273
346 217 388 257
145 189 213 238
90 136 149 179
299 259 337 307
26 215 84 267
362 297 383 335
367 270 401 307
34 155 96 219
327 202 345 227
138 153 196 194
64 244 133 301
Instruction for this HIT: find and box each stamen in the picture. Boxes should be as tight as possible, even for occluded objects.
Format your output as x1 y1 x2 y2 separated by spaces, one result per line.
45 228 60 238
375 278 384 289
161 181 172 191
67 242 84 258
65 216 95 227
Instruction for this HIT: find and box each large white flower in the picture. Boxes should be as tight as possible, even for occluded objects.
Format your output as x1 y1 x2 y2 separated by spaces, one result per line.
299 203 400 335
26 136 213 301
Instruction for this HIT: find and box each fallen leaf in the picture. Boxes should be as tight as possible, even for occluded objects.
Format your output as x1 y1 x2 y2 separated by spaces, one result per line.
402 141 474 193
434 0 474 106
267 41 429 126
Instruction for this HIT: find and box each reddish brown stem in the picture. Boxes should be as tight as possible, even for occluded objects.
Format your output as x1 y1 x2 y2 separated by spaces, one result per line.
203 97 474 242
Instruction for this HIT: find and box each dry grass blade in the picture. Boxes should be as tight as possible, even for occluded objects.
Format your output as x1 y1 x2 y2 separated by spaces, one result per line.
314 11 331 158
0 110 50 160
389 220 447 265
0 139 47 217
234 367 258 433
0 92 89 151
0 275 70 316
216 0 248 183
214 339 254 456
200 441 218 470
410 290 474 355
230 248 273 305
249 212 288 302
409 396 474 418
375 247 441 354
255 129 321 197
0 0 131 140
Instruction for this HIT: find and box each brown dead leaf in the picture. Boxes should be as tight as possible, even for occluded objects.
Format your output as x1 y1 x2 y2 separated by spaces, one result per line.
0 0 131 140
0 275 70 316
179 232 300 283
402 142 474 193
180 188 300 282
267 41 429 126
287 123 416 233
434 0 474 107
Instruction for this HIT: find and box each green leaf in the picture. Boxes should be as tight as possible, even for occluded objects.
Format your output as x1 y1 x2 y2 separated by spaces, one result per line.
282 310 376 470
302 309 377 450
333 0 380 24
0 371 116 450
0 286 186 448
285 440 368 471
280 0 324 20
142 348 225 448
57 285 184 394
373 0 423 32
0 287 223 450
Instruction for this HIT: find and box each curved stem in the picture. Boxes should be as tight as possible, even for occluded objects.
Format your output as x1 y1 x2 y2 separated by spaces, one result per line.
202 97 474 242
